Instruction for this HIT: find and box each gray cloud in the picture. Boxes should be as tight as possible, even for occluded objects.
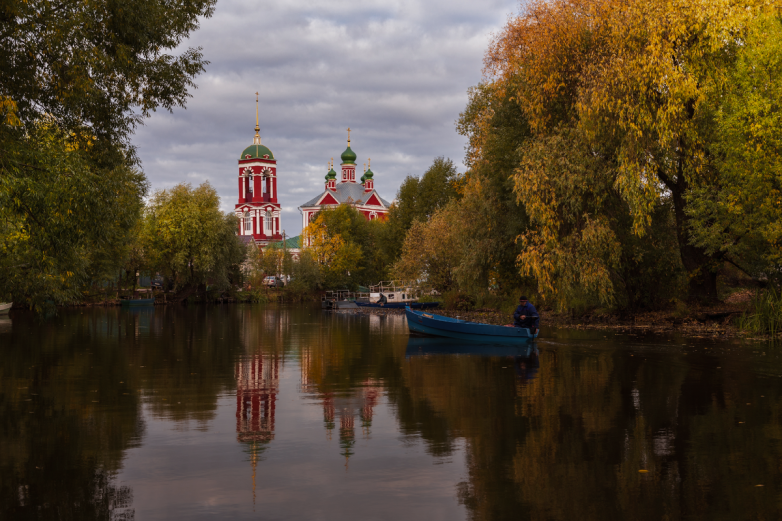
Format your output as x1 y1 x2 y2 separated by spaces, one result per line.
133 0 519 235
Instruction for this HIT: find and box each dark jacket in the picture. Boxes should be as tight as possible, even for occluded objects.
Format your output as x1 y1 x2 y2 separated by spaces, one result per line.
513 302 539 328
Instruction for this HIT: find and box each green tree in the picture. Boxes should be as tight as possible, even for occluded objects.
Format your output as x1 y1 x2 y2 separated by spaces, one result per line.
688 14 782 282
456 84 533 294
145 183 245 292
0 120 147 308
0 0 214 149
287 249 323 295
0 0 214 307
384 157 461 259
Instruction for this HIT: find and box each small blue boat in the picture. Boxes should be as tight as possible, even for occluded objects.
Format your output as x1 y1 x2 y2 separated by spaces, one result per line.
405 307 537 343
120 298 155 307
357 301 439 310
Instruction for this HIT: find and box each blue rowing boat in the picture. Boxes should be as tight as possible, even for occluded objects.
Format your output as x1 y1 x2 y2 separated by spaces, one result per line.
405 307 537 343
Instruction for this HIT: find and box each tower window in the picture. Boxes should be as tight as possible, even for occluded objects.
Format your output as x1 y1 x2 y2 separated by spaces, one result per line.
244 212 252 232
265 211 273 233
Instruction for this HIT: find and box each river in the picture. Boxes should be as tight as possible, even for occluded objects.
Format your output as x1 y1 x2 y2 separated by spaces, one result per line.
1 305 780 520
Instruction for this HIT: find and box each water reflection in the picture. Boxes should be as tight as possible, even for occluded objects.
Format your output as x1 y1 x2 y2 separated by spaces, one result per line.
2 307 782 520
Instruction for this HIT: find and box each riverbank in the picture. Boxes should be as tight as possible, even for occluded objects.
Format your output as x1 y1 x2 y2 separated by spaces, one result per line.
339 293 758 339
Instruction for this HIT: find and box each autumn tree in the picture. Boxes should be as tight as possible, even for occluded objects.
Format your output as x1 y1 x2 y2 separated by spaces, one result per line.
482 0 778 304
302 207 363 289
392 203 463 293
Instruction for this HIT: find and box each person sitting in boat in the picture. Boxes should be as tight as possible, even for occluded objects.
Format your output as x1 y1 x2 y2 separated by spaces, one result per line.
513 296 539 334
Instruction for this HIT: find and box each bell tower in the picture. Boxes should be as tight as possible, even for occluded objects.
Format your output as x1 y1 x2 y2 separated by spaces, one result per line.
234 93 282 245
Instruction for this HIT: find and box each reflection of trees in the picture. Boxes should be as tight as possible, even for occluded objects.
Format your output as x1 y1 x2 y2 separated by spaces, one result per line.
0 310 141 519
392 333 782 520
0 305 251 517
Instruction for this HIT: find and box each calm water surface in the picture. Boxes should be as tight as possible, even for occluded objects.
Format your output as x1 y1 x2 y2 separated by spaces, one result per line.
1 305 781 520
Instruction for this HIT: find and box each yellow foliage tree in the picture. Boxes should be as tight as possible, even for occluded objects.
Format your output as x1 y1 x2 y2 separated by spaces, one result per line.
484 0 778 303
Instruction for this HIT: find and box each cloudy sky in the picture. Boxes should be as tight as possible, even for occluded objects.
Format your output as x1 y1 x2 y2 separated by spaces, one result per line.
133 0 521 236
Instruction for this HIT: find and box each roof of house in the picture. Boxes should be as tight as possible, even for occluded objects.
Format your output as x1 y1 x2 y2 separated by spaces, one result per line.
301 182 391 208
266 235 301 249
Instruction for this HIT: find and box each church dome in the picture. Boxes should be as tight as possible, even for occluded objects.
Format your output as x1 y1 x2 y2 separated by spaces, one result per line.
363 167 374 179
325 167 337 180
340 146 357 164
240 144 275 160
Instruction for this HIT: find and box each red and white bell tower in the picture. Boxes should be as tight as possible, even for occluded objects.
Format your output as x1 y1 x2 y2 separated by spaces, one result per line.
234 93 282 246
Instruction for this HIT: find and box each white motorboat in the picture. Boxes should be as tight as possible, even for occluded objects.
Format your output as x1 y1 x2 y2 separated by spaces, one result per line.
0 302 12 315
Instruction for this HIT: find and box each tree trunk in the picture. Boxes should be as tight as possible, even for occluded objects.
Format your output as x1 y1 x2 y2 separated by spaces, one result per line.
666 167 719 303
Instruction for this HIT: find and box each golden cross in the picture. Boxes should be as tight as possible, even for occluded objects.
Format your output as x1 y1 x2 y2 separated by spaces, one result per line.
368 157 371 168
347 127 351 145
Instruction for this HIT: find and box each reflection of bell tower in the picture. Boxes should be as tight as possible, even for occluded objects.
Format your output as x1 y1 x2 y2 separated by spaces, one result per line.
236 353 280 506
236 354 279 443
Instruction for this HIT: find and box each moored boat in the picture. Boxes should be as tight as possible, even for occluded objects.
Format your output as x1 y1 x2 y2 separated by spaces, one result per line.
356 300 439 309
405 307 537 343
120 298 155 307
0 302 12 315
356 281 440 309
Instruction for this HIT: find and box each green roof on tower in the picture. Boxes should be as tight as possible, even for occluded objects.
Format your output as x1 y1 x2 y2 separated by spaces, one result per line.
325 159 337 180
341 146 356 164
240 144 275 160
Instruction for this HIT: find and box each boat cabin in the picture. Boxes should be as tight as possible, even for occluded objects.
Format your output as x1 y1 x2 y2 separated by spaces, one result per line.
369 291 416 304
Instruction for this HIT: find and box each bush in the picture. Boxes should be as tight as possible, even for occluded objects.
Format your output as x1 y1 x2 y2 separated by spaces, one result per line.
443 291 476 311
739 288 782 336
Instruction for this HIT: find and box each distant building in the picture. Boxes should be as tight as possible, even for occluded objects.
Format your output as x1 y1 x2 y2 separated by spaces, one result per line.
299 129 391 230
234 95 282 247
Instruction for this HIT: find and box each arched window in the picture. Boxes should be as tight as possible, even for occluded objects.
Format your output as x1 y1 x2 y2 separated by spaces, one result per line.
265 211 273 233
244 212 252 232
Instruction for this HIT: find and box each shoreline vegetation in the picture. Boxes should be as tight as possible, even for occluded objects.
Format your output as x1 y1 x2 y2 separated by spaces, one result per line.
4 0 782 341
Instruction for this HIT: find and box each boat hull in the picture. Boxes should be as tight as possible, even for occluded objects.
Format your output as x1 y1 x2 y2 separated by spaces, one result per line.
120 298 155 307
0 302 11 314
405 308 537 344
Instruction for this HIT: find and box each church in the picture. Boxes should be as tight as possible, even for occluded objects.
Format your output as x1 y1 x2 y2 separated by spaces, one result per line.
298 129 391 230
234 98 391 249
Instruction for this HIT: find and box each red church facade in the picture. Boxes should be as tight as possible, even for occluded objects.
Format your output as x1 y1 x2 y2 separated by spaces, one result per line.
299 129 391 229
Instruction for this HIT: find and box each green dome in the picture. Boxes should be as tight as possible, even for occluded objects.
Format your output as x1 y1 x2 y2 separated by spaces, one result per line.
325 167 337 180
363 168 374 179
340 146 357 164
240 144 275 160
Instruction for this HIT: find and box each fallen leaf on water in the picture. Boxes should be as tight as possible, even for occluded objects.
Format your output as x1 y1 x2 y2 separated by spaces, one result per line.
638 470 649 473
